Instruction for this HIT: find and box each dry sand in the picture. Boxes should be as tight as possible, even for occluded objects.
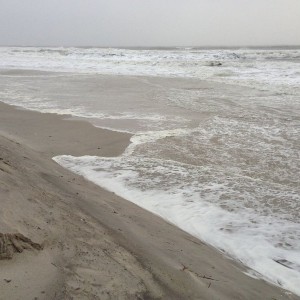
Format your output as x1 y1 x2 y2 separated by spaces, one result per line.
0 101 298 300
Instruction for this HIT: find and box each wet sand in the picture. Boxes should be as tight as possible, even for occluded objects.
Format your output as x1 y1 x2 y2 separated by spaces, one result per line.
0 100 299 299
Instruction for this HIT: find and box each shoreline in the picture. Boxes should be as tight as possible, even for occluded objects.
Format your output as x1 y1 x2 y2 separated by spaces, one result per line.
0 101 132 159
0 100 298 299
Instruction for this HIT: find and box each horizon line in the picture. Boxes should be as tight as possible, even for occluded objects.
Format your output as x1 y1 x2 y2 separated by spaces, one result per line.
1 44 300 49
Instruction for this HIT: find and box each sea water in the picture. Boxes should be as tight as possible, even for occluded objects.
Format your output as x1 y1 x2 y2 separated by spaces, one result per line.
0 46 299 295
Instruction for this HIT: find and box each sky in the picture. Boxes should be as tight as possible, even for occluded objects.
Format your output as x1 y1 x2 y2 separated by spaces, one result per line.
0 0 299 47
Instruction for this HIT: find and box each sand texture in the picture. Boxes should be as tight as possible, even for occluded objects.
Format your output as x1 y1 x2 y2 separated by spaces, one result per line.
0 100 299 300
0 233 43 260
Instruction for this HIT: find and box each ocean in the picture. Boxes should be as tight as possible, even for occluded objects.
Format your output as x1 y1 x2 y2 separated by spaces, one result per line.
0 46 299 295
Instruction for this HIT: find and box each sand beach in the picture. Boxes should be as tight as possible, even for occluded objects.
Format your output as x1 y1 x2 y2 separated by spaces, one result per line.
0 98 298 299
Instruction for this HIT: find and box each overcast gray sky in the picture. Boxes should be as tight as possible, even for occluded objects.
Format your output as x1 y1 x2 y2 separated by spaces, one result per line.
0 0 299 47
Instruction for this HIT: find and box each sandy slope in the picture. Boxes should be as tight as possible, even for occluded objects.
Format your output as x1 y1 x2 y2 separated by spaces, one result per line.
0 101 298 300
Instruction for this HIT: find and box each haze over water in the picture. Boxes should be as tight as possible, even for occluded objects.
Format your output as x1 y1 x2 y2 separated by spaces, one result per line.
0 46 299 295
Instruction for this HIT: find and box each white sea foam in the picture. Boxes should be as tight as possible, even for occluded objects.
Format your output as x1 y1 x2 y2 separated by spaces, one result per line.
1 47 300 95
53 153 300 295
